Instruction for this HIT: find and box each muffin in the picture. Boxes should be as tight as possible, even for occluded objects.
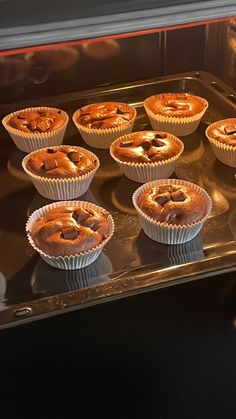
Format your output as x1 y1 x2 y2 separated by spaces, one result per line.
110 130 184 183
22 145 99 200
144 93 208 137
72 101 136 149
132 179 212 244
205 118 236 167
26 200 114 269
2 107 69 153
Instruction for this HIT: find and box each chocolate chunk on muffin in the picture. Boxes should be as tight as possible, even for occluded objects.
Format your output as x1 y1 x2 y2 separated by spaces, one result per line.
72 102 136 149
137 183 207 225
144 93 208 136
76 102 134 129
206 118 236 147
145 93 205 118
25 145 98 178
110 131 184 183
22 146 100 200
2 107 69 153
9 108 66 133
111 131 183 164
30 205 111 257
206 118 236 167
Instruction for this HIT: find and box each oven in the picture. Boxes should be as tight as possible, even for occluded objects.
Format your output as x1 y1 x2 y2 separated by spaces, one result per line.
0 1 236 330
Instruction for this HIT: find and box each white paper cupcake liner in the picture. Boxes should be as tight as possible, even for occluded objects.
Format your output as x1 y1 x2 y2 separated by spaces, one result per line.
110 133 184 183
132 178 212 245
2 107 69 153
72 105 137 149
205 120 236 168
144 96 208 137
26 200 115 270
22 146 100 200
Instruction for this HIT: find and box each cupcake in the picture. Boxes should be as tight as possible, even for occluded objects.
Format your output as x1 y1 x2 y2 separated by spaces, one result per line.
205 118 236 167
110 130 184 183
22 145 99 200
72 101 136 149
26 200 114 269
2 107 69 153
144 93 208 137
132 179 212 244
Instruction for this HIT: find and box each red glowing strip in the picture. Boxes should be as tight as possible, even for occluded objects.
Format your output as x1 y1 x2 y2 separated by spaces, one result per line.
0 16 234 57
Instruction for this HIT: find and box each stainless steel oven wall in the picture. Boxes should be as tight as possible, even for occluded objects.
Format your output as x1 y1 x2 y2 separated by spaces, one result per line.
204 20 236 90
0 34 162 105
163 25 205 75
0 20 234 107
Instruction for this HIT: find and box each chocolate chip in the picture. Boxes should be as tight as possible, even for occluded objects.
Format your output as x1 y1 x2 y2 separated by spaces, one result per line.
166 101 178 110
155 195 170 206
73 210 90 223
141 141 151 151
43 159 58 171
120 141 133 148
171 190 186 202
148 152 158 160
155 132 167 139
93 121 104 129
17 114 27 120
89 220 100 231
47 148 55 154
67 151 81 163
61 226 78 240
224 125 236 135
177 104 189 110
151 138 163 147
57 110 61 114
116 108 125 115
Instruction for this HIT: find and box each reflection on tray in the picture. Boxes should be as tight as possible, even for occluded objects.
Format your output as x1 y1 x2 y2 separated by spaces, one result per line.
91 148 122 179
7 148 31 183
204 158 236 199
135 231 204 267
0 272 6 303
111 175 138 215
31 252 113 295
180 128 205 164
228 209 236 240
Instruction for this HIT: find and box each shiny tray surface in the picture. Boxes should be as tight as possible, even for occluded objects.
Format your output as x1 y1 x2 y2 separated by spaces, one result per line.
0 71 236 328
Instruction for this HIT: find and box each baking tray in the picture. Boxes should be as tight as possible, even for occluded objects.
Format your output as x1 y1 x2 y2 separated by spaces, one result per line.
0 71 236 329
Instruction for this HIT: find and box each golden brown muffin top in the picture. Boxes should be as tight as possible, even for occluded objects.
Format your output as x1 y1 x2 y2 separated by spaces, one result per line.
207 118 236 146
25 146 98 178
145 93 206 118
111 131 183 163
77 102 134 129
138 184 207 225
9 109 66 133
30 205 111 257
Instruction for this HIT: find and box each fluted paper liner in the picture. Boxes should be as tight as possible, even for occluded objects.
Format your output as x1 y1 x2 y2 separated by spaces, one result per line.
110 133 184 183
2 107 69 153
205 119 236 168
144 95 208 137
22 146 100 200
132 179 212 245
26 200 115 270
72 104 137 149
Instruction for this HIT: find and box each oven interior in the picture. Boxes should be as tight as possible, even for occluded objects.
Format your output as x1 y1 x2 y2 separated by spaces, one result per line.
0 19 236 328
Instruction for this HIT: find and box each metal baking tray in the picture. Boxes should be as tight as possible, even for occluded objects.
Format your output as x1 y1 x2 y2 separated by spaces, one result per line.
0 71 236 329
